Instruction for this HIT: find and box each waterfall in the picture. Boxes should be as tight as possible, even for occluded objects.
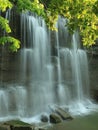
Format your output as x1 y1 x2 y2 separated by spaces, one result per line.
19 13 55 116
0 12 97 122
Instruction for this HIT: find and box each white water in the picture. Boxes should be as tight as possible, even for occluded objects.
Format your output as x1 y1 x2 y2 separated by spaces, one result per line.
0 13 97 123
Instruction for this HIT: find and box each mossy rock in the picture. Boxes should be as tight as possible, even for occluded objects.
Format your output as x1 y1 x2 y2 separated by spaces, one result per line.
3 120 33 130
10 126 32 130
50 113 62 124
4 120 30 126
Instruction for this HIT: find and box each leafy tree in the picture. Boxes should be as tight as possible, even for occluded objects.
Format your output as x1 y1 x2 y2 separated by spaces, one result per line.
0 0 98 50
0 0 12 12
0 0 20 52
9 0 45 16
0 0 45 51
44 0 98 46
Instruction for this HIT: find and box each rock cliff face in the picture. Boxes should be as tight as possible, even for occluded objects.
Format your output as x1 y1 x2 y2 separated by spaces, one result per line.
0 8 21 83
0 48 20 83
88 42 98 101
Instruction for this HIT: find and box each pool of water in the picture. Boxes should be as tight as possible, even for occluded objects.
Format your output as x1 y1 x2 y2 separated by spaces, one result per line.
48 112 98 130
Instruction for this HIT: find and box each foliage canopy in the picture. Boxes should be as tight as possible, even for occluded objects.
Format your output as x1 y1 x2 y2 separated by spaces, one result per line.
0 0 20 52
44 0 98 46
0 0 98 51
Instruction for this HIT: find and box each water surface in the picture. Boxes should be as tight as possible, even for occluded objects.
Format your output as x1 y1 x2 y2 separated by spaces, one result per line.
49 112 98 130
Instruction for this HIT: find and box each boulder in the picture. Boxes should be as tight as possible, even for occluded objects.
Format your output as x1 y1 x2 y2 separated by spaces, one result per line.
55 107 73 120
49 105 73 120
3 120 33 130
40 114 48 122
50 113 62 124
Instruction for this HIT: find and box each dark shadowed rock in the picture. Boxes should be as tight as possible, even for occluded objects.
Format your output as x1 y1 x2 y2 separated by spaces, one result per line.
91 89 98 102
50 113 62 124
40 114 48 122
10 126 32 130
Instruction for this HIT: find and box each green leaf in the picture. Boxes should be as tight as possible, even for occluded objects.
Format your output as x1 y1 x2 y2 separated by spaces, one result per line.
0 36 20 52
0 16 11 33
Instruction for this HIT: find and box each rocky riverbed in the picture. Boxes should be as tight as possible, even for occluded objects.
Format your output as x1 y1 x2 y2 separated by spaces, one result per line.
0 107 73 130
0 111 98 130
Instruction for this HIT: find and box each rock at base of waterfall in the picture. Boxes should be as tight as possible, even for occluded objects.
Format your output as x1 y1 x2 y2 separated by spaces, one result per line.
49 105 73 120
55 108 73 120
3 120 33 130
40 114 49 122
10 126 32 130
50 113 62 124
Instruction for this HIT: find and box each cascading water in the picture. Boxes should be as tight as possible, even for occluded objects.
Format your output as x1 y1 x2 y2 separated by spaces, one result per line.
0 12 97 122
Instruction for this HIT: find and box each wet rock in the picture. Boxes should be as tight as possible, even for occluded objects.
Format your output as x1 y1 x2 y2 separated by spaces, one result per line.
40 114 48 122
50 113 62 124
3 120 33 130
55 107 73 120
49 105 73 120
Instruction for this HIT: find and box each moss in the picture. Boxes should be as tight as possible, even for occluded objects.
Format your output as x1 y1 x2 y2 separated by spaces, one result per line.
4 120 30 127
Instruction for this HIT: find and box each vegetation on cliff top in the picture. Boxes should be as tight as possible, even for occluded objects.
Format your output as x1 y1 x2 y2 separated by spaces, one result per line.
0 0 98 51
